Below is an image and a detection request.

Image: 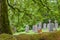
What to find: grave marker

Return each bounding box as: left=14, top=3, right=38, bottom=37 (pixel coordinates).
left=38, top=22, right=42, bottom=30
left=54, top=20, right=58, bottom=30
left=12, top=27, right=17, bottom=33
left=47, top=20, right=54, bottom=32
left=25, top=25, right=29, bottom=32
left=43, top=23, right=46, bottom=29
left=33, top=25, right=38, bottom=32
left=37, top=22, right=42, bottom=33
left=50, top=23, right=54, bottom=31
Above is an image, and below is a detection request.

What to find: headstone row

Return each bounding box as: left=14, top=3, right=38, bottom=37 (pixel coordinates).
left=25, top=20, right=58, bottom=33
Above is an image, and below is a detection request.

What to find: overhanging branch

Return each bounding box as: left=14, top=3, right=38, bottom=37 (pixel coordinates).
left=7, top=0, right=23, bottom=12
left=32, top=0, right=51, bottom=11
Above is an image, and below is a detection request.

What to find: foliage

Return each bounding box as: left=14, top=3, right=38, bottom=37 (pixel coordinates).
left=8, top=0, right=60, bottom=32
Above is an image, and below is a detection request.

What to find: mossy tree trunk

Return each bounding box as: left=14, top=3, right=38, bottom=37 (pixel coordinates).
left=0, top=0, right=12, bottom=34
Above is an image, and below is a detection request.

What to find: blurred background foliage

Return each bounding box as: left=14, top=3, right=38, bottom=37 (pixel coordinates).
left=8, top=0, right=60, bottom=32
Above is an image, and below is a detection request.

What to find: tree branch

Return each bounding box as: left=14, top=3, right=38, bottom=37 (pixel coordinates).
left=32, top=0, right=51, bottom=11
left=7, top=0, right=23, bottom=12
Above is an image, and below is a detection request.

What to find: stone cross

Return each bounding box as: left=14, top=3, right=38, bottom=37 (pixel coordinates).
left=25, top=25, right=29, bottom=32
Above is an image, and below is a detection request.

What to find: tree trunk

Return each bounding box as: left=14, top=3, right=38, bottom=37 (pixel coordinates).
left=0, top=0, right=12, bottom=34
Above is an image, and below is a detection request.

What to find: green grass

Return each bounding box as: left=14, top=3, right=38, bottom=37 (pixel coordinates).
left=16, top=31, right=60, bottom=40
left=1, top=31, right=60, bottom=40
left=13, top=27, right=60, bottom=35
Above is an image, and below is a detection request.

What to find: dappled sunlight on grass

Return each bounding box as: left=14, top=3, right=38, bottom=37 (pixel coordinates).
left=15, top=31, right=60, bottom=40
left=13, top=27, right=60, bottom=35
left=0, top=29, right=60, bottom=40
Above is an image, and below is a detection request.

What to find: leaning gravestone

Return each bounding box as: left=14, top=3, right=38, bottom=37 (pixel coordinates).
left=43, top=23, right=46, bottom=29
left=54, top=20, right=58, bottom=30
left=25, top=25, right=29, bottom=32
left=32, top=25, right=38, bottom=33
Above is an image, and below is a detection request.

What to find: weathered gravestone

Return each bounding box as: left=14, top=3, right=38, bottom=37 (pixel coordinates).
left=47, top=20, right=51, bottom=30
left=13, top=27, right=17, bottom=33
left=54, top=20, right=58, bottom=30
left=51, top=23, right=54, bottom=31
left=43, top=23, right=47, bottom=29
left=47, top=23, right=54, bottom=32
left=25, top=25, right=29, bottom=32
left=38, top=22, right=42, bottom=30
left=47, top=20, right=54, bottom=32
left=47, top=23, right=50, bottom=32
left=32, top=25, right=38, bottom=33
left=11, top=24, right=17, bottom=33
left=37, top=22, right=42, bottom=33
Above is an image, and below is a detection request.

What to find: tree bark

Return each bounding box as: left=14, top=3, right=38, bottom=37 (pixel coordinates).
left=0, top=0, right=12, bottom=34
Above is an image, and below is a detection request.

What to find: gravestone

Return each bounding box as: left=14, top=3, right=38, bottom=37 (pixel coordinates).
left=13, top=27, right=17, bottom=33
left=43, top=23, right=46, bottom=29
left=12, top=27, right=17, bottom=33
left=32, top=25, right=38, bottom=32
left=47, top=20, right=54, bottom=32
left=47, top=23, right=49, bottom=32
left=37, top=22, right=42, bottom=33
left=47, top=23, right=54, bottom=32
left=38, top=22, right=42, bottom=30
left=47, top=23, right=49, bottom=29
left=47, top=20, right=51, bottom=30
left=54, top=20, right=58, bottom=30
left=25, top=25, right=29, bottom=32
left=50, top=23, right=54, bottom=31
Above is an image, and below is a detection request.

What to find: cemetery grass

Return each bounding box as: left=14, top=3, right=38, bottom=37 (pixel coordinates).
left=0, top=28, right=60, bottom=40
left=14, top=27, right=60, bottom=35
left=15, top=31, right=60, bottom=40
